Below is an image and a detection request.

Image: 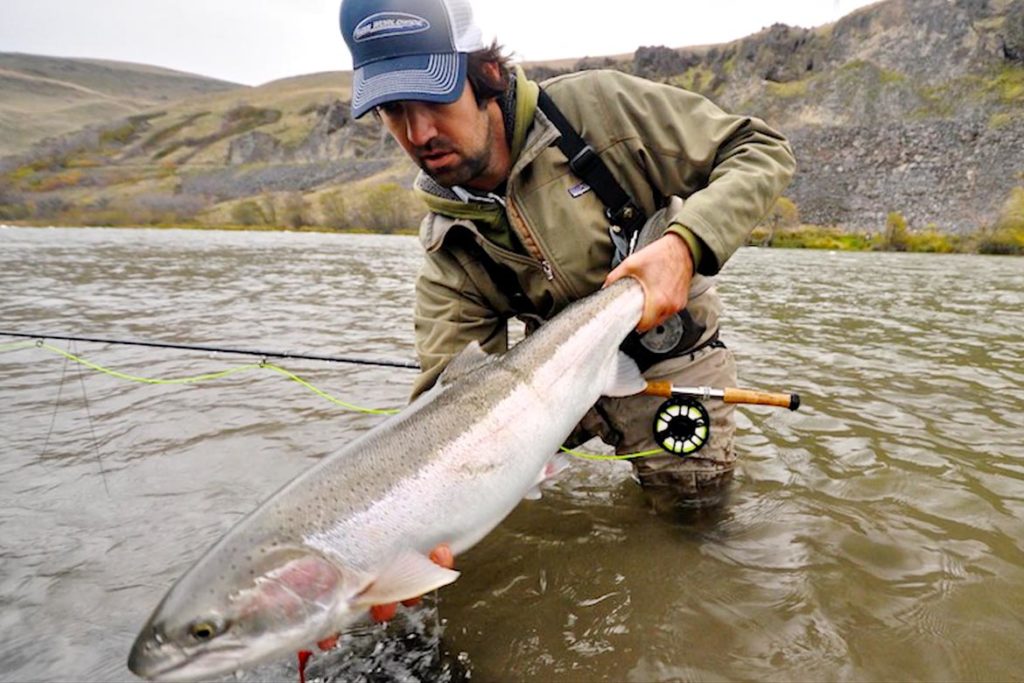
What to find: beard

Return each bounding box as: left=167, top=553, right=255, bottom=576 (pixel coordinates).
left=414, top=113, right=495, bottom=188
left=418, top=144, right=492, bottom=188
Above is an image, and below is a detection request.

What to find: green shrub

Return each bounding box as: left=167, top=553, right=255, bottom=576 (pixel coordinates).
left=975, top=227, right=1023, bottom=254
left=99, top=122, right=139, bottom=147
left=904, top=228, right=959, bottom=253
left=360, top=183, right=421, bottom=232
left=766, top=79, right=811, bottom=98
left=280, top=192, right=308, bottom=229
left=142, top=113, right=209, bottom=152
left=978, top=187, right=1024, bottom=254
left=997, top=187, right=1024, bottom=231
left=749, top=196, right=800, bottom=246
left=29, top=170, right=84, bottom=192
left=314, top=184, right=421, bottom=232
left=881, top=211, right=909, bottom=251
left=769, top=225, right=874, bottom=250
left=0, top=200, right=30, bottom=220
left=319, top=191, right=351, bottom=230
left=230, top=200, right=269, bottom=226
left=986, top=64, right=1024, bottom=104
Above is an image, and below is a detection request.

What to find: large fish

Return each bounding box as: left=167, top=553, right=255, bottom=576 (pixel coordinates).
left=128, top=277, right=646, bottom=681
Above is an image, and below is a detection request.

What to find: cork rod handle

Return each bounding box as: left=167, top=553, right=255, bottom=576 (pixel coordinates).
left=723, top=388, right=800, bottom=410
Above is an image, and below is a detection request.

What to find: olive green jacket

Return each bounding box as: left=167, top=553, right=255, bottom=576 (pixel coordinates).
left=410, top=67, right=795, bottom=397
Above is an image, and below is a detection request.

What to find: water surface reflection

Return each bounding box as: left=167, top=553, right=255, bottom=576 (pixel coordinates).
left=0, top=228, right=1021, bottom=682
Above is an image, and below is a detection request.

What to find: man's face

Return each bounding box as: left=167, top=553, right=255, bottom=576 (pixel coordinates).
left=377, top=80, right=505, bottom=190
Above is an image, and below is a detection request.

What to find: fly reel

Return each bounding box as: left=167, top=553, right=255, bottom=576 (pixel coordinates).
left=652, top=397, right=710, bottom=456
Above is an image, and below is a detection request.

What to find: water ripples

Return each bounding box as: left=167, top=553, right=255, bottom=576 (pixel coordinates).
left=1, top=229, right=1022, bottom=681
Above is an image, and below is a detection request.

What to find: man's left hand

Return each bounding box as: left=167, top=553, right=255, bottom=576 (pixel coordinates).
left=604, top=232, right=693, bottom=332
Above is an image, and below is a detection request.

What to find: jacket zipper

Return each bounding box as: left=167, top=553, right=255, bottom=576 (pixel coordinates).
left=507, top=195, right=566, bottom=291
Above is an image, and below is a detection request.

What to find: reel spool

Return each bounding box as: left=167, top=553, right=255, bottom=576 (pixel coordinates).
left=652, top=397, right=710, bottom=456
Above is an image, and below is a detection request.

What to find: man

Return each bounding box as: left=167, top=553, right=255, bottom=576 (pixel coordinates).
left=339, top=0, right=795, bottom=509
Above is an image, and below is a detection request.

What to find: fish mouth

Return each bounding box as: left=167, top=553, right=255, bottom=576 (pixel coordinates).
left=128, top=643, right=247, bottom=682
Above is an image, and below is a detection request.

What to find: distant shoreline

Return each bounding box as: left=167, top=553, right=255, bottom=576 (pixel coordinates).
left=0, top=221, right=418, bottom=237
left=3, top=221, right=1021, bottom=255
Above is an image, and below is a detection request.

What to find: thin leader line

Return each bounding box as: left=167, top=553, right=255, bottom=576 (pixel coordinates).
left=40, top=340, right=71, bottom=461
left=73, top=341, right=110, bottom=496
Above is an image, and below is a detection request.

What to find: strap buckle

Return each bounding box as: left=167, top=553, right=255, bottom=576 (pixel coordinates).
left=569, top=145, right=599, bottom=178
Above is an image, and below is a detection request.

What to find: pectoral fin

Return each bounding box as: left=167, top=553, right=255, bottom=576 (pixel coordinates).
left=354, top=551, right=461, bottom=606
left=602, top=352, right=646, bottom=397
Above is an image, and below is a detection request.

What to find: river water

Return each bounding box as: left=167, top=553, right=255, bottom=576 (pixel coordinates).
left=0, top=227, right=1022, bottom=682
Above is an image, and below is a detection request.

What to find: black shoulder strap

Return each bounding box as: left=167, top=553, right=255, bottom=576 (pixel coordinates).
left=536, top=89, right=647, bottom=242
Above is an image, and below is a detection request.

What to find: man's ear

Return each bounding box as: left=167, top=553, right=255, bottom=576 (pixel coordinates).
left=480, top=61, right=501, bottom=83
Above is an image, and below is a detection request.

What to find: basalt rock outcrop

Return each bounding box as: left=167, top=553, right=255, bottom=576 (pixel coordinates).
left=3, top=0, right=1022, bottom=232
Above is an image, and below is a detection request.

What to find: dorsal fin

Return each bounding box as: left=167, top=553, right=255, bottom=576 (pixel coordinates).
left=437, top=341, right=493, bottom=386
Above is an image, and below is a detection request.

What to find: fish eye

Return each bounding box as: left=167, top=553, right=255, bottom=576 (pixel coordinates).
left=188, top=618, right=224, bottom=642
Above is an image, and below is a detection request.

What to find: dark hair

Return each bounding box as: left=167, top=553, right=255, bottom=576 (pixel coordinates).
left=467, top=40, right=513, bottom=107
left=371, top=40, right=512, bottom=118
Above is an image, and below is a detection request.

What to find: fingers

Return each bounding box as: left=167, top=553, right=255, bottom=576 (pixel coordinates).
left=603, top=233, right=693, bottom=332
left=429, top=543, right=455, bottom=569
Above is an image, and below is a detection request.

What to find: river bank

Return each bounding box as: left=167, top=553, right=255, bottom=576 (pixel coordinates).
left=4, top=219, right=1020, bottom=255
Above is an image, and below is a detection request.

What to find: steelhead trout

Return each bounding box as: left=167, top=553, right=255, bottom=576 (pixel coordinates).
left=128, top=278, right=646, bottom=681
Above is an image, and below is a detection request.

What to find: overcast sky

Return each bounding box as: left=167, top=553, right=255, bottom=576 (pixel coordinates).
left=1, top=0, right=880, bottom=86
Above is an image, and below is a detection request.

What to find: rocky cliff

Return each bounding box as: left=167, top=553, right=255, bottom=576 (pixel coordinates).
left=527, top=0, right=1024, bottom=232
left=2, top=0, right=1022, bottom=234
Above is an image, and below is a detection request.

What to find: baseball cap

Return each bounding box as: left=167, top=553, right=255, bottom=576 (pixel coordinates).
left=340, top=0, right=485, bottom=118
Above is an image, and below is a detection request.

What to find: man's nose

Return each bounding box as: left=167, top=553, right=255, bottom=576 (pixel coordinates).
left=405, top=106, right=437, bottom=147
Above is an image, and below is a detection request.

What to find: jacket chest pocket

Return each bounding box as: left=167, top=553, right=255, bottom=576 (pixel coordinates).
left=518, top=170, right=616, bottom=300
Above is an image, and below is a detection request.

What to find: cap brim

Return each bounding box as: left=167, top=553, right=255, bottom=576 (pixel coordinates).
left=351, top=52, right=468, bottom=119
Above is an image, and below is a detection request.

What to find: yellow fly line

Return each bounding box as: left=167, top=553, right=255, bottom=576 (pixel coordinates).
left=6, top=341, right=399, bottom=416
left=1, top=341, right=666, bottom=459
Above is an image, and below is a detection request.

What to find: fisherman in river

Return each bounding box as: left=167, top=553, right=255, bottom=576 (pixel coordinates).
left=338, top=0, right=795, bottom=510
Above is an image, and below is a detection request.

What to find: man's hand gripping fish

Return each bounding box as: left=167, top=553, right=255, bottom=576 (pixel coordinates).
left=128, top=278, right=646, bottom=681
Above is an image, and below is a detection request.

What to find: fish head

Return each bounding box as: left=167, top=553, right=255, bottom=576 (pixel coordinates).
left=128, top=543, right=363, bottom=681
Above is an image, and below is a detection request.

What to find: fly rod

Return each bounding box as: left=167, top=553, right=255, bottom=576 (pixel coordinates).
left=0, top=331, right=421, bottom=370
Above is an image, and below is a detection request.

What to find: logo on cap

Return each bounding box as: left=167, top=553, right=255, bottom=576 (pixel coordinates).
left=353, top=12, right=431, bottom=42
